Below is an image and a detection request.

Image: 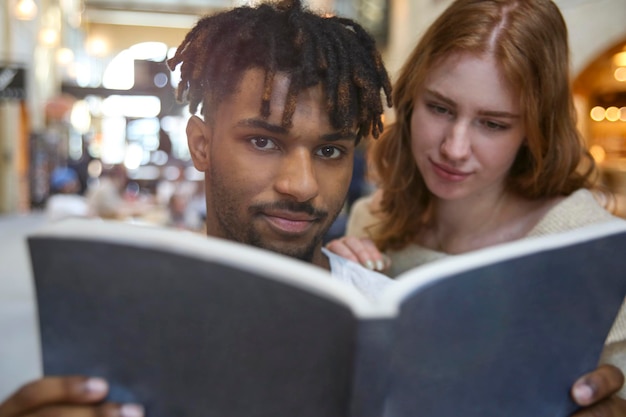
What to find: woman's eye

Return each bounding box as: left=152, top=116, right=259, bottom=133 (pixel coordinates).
left=428, top=103, right=450, bottom=115
left=483, top=120, right=507, bottom=131
left=317, top=146, right=343, bottom=159
left=250, top=137, right=277, bottom=150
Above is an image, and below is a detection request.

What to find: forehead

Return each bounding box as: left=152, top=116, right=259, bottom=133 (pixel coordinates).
left=426, top=52, right=519, bottom=111
left=227, top=68, right=325, bottom=121
left=207, top=67, right=359, bottom=141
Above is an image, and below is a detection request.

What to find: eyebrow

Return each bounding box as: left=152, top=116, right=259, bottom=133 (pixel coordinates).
left=237, top=119, right=288, bottom=135
left=424, top=89, right=521, bottom=119
left=236, top=118, right=358, bottom=142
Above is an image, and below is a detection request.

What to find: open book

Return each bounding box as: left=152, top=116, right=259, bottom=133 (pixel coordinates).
left=28, top=218, right=626, bottom=417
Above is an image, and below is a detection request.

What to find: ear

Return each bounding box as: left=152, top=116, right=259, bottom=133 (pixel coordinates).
left=186, top=115, right=212, bottom=171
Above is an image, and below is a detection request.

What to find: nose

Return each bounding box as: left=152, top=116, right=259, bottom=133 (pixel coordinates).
left=274, top=148, right=319, bottom=202
left=441, top=121, right=471, bottom=161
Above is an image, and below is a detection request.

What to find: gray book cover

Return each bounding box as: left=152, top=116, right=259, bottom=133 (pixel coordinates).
left=28, top=218, right=626, bottom=417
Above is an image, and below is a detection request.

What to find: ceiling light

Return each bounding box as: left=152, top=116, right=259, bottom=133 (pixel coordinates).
left=14, top=0, right=38, bottom=21
left=86, top=37, right=109, bottom=57
left=39, top=28, right=59, bottom=46
left=615, top=67, right=626, bottom=82
left=605, top=106, right=620, bottom=122
left=590, top=106, right=605, bottom=121
left=613, top=51, right=626, bottom=67
left=56, top=48, right=74, bottom=66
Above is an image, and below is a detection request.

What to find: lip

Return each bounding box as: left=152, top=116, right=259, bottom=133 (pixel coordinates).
left=430, top=159, right=472, bottom=182
left=261, top=210, right=318, bottom=235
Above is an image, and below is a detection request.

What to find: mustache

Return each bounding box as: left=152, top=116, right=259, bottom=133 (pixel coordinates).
left=251, top=201, right=328, bottom=219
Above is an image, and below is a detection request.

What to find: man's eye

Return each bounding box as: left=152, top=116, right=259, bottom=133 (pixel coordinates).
left=316, top=146, right=343, bottom=159
left=250, top=137, right=277, bottom=150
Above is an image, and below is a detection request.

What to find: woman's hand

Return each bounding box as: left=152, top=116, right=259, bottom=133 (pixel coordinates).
left=326, top=236, right=390, bottom=272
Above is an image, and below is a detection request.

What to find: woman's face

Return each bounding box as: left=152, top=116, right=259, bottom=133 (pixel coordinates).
left=410, top=52, right=526, bottom=203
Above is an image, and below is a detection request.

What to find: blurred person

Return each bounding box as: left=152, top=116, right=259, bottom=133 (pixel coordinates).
left=67, top=138, right=95, bottom=195
left=86, top=164, right=154, bottom=221
left=325, top=0, right=626, bottom=400
left=182, top=181, right=207, bottom=232
left=155, top=165, right=182, bottom=207
left=85, top=164, right=127, bottom=219
left=1, top=1, right=624, bottom=417
left=44, top=166, right=89, bottom=222
left=166, top=191, right=188, bottom=229
left=157, top=164, right=204, bottom=230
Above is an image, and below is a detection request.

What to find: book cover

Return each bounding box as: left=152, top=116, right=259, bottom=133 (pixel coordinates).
left=28, top=218, right=626, bottom=417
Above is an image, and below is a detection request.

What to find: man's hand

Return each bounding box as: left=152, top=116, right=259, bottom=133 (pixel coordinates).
left=0, top=376, right=143, bottom=417
left=1, top=366, right=621, bottom=417
left=571, top=364, right=626, bottom=416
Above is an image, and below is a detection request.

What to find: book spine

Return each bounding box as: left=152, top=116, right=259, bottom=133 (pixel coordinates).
left=349, top=318, right=394, bottom=417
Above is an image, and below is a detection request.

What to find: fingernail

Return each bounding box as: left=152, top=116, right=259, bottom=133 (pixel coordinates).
left=85, top=377, right=108, bottom=394
left=376, top=260, right=384, bottom=271
left=364, top=260, right=374, bottom=270
left=120, top=404, right=144, bottom=417
left=572, top=382, right=593, bottom=403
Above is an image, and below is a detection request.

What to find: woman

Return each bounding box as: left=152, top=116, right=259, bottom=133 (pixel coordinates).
left=326, top=0, right=626, bottom=400
left=330, top=0, right=616, bottom=273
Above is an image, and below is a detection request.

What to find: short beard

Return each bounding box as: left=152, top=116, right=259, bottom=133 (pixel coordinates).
left=246, top=229, right=319, bottom=263
left=211, top=192, right=339, bottom=263
left=243, top=201, right=331, bottom=262
left=209, top=173, right=341, bottom=263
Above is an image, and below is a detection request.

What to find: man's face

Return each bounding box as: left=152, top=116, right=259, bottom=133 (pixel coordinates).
left=187, top=69, right=355, bottom=268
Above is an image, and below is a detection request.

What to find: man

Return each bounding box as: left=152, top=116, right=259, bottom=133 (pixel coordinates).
left=0, top=1, right=623, bottom=416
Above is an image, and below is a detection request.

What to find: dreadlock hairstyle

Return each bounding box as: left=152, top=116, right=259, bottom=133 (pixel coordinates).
left=167, top=0, right=392, bottom=142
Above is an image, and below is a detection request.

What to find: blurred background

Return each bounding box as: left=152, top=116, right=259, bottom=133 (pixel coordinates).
left=1, top=0, right=626, bottom=230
